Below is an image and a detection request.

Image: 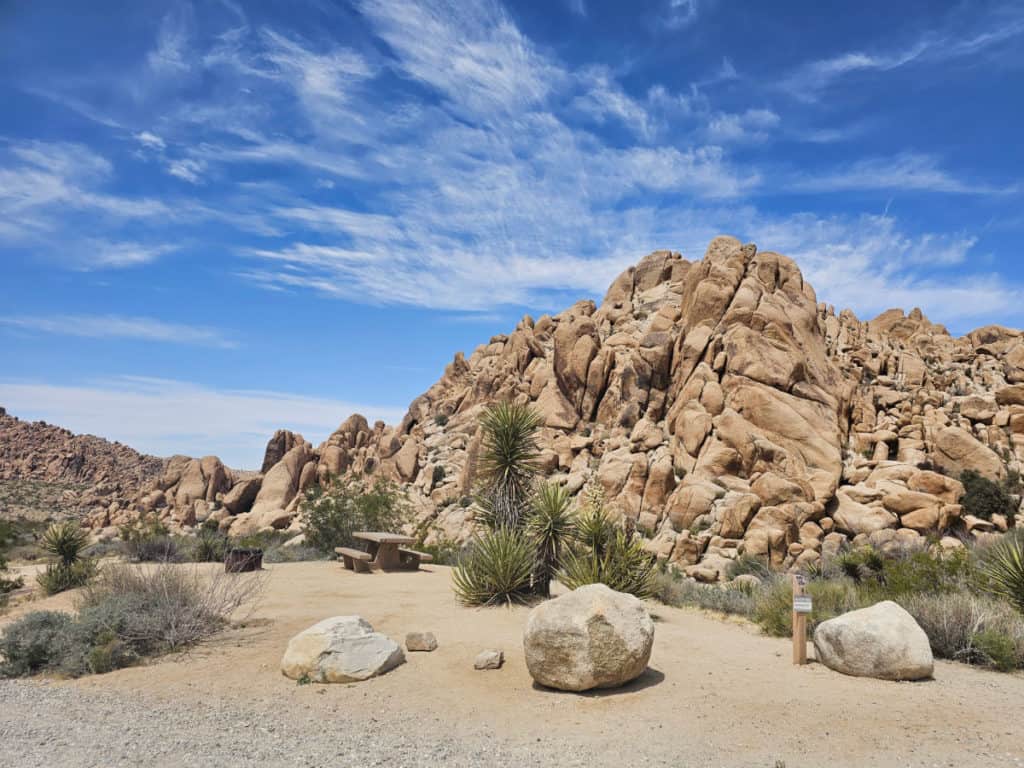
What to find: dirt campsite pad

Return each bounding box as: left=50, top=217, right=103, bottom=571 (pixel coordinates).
left=2, top=561, right=1023, bottom=767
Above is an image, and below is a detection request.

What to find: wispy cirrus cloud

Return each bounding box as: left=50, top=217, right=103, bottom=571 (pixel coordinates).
left=789, top=153, right=1015, bottom=195
left=783, top=6, right=1024, bottom=98
left=0, top=314, right=236, bottom=348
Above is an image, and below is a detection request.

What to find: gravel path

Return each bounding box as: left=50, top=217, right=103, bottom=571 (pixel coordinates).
left=0, top=679, right=659, bottom=768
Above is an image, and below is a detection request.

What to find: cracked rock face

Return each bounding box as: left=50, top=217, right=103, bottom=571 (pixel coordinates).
left=63, top=236, right=1024, bottom=578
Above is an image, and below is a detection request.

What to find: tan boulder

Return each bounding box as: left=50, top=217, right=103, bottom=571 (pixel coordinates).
left=250, top=443, right=313, bottom=523
left=717, top=492, right=761, bottom=538
left=222, top=476, right=262, bottom=515
left=832, top=490, right=898, bottom=536
left=931, top=426, right=1005, bottom=481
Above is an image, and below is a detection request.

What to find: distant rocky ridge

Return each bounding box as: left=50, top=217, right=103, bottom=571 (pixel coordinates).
left=7, top=237, right=1024, bottom=580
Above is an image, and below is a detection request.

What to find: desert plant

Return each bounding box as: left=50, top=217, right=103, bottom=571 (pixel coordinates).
left=190, top=530, right=228, bottom=563
left=978, top=530, right=1024, bottom=615
left=451, top=528, right=534, bottom=606
left=653, top=569, right=760, bottom=615
left=752, top=576, right=862, bottom=637
left=120, top=513, right=179, bottom=562
left=0, top=611, right=75, bottom=677
left=302, top=477, right=410, bottom=554
left=901, top=591, right=1024, bottom=670
left=36, top=521, right=96, bottom=595
left=433, top=413, right=449, bottom=427
left=0, top=553, right=24, bottom=607
left=77, top=562, right=263, bottom=653
left=474, top=402, right=541, bottom=530
left=573, top=484, right=615, bottom=557
left=960, top=469, right=1015, bottom=521
left=560, top=528, right=657, bottom=599
left=727, top=553, right=772, bottom=581
left=525, top=482, right=575, bottom=597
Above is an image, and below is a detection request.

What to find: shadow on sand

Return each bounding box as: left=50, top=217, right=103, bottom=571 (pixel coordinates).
left=531, top=666, right=665, bottom=697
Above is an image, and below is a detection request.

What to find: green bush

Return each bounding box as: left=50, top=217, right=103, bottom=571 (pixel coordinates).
left=474, top=402, right=541, bottom=530
left=433, top=413, right=449, bottom=427
left=960, top=470, right=1015, bottom=521
left=752, top=577, right=863, bottom=637
left=727, top=554, right=772, bottom=581
left=302, top=477, right=410, bottom=554
left=412, top=535, right=463, bottom=566
left=190, top=530, right=228, bottom=563
left=0, top=611, right=75, bottom=677
left=452, top=528, right=534, bottom=606
left=120, top=513, right=179, bottom=562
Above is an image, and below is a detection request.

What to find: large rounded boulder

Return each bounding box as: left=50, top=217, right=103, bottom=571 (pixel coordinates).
left=523, top=583, right=654, bottom=691
left=813, top=601, right=933, bottom=681
left=281, top=616, right=404, bottom=683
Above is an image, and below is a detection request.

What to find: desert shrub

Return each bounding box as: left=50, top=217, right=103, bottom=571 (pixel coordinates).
left=412, top=535, right=464, bottom=566
left=302, top=477, right=410, bottom=554
left=525, top=482, right=575, bottom=597
left=901, top=591, right=1024, bottom=670
left=977, top=529, right=1024, bottom=615
left=262, top=542, right=328, bottom=563
left=0, top=611, right=75, bottom=677
left=452, top=528, right=534, bottom=606
left=653, top=570, right=759, bottom=616
left=36, top=560, right=97, bottom=596
left=77, top=563, right=263, bottom=654
left=120, top=513, right=179, bottom=563
left=752, top=576, right=863, bottom=637
left=189, top=530, right=228, bottom=563
left=727, top=554, right=773, bottom=581
left=431, top=465, right=446, bottom=487
left=433, top=413, right=449, bottom=427
left=960, top=470, right=1015, bottom=521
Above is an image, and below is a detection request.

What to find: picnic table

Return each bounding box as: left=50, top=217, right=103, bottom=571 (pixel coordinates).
left=335, top=531, right=434, bottom=573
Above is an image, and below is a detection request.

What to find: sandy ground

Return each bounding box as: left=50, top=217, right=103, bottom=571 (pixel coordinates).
left=2, top=561, right=1023, bottom=767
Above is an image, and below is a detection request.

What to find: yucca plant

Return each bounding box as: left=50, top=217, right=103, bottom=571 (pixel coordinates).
left=560, top=528, right=657, bottom=600
left=41, top=521, right=89, bottom=567
left=980, top=530, right=1024, bottom=615
left=574, top=484, right=615, bottom=557
left=474, top=402, right=541, bottom=531
left=36, top=521, right=95, bottom=596
left=451, top=528, right=534, bottom=606
left=526, top=482, right=576, bottom=597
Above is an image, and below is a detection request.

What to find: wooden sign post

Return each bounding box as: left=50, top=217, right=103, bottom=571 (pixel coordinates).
left=791, top=574, right=811, bottom=665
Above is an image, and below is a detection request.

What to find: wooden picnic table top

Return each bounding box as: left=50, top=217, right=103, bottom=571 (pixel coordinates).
left=353, top=531, right=416, bottom=545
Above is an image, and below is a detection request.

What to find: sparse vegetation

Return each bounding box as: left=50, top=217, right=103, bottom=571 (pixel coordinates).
left=302, top=476, right=411, bottom=554
left=0, top=552, right=24, bottom=608
left=474, top=402, right=541, bottom=530
left=978, top=529, right=1024, bottom=615
left=0, top=563, right=263, bottom=678
left=525, top=482, right=575, bottom=598
left=36, top=521, right=96, bottom=595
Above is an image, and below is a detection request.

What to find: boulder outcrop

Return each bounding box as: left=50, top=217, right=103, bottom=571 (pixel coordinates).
left=280, top=616, right=405, bottom=683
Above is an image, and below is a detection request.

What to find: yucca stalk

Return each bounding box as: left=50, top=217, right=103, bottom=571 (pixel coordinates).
left=981, top=531, right=1024, bottom=615
left=451, top=528, right=534, bottom=607
left=475, top=402, right=541, bottom=531
left=526, top=482, right=575, bottom=597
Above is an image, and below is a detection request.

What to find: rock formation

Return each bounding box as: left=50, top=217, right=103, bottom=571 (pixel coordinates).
left=8, top=237, right=1023, bottom=580
left=813, top=601, right=934, bottom=680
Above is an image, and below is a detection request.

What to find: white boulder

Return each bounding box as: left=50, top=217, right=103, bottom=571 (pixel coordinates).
left=523, top=583, right=654, bottom=691
left=813, top=601, right=933, bottom=681
left=280, top=616, right=404, bottom=683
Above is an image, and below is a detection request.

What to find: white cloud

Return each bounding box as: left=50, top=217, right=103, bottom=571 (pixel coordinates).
left=665, top=0, right=699, bottom=29
left=134, top=131, right=166, bottom=150
left=167, top=158, right=205, bottom=183
left=783, top=10, right=1024, bottom=98
left=706, top=108, right=780, bottom=143
left=566, top=0, right=586, bottom=16
left=148, top=9, right=193, bottom=75
left=790, top=153, right=1011, bottom=195
left=0, top=314, right=235, bottom=348
left=0, top=377, right=405, bottom=469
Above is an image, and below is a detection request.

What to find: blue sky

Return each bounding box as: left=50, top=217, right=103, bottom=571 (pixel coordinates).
left=1, top=0, right=1023, bottom=468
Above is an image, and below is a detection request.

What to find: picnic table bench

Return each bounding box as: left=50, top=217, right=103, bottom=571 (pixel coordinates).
left=336, top=532, right=433, bottom=572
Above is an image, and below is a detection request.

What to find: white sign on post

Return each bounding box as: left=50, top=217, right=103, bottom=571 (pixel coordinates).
left=793, top=595, right=813, bottom=614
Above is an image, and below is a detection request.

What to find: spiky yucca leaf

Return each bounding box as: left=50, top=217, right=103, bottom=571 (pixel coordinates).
left=981, top=531, right=1024, bottom=615
left=475, top=402, right=541, bottom=530
left=451, top=528, right=534, bottom=607
left=40, top=521, right=89, bottom=567
left=525, top=482, right=575, bottom=597
left=559, top=529, right=657, bottom=600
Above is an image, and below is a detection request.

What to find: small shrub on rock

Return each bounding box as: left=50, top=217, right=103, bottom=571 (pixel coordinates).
left=960, top=470, right=1015, bottom=521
